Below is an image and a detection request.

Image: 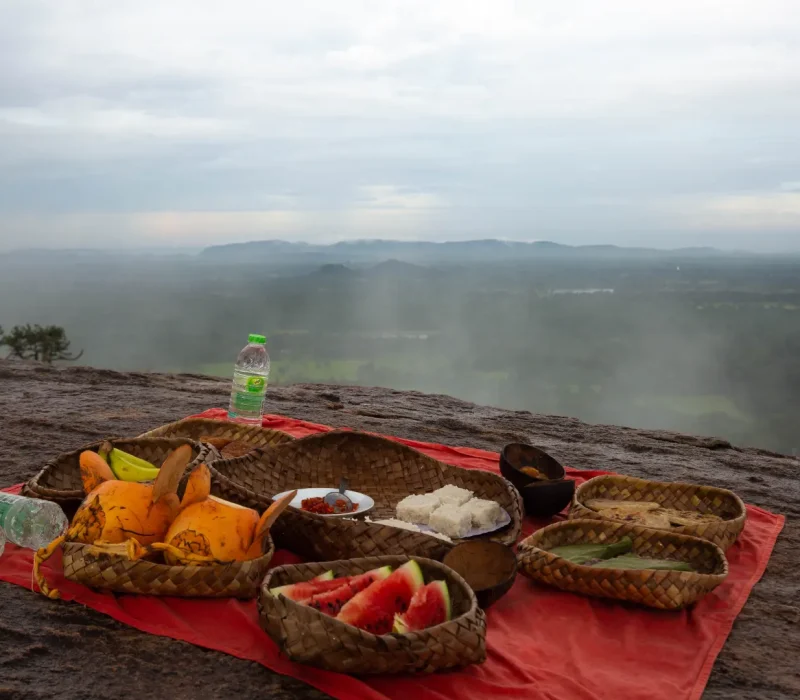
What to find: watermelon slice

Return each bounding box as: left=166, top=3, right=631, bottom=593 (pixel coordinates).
left=302, top=566, right=393, bottom=616
left=393, top=580, right=451, bottom=633
left=337, top=560, right=425, bottom=635
left=270, top=568, right=389, bottom=601
left=271, top=570, right=347, bottom=601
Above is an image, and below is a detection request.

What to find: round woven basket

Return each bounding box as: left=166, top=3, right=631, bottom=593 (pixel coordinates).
left=516, top=518, right=728, bottom=610
left=258, top=555, right=487, bottom=674
left=138, top=417, right=295, bottom=450
left=569, top=474, right=747, bottom=551
left=22, top=437, right=216, bottom=510
left=61, top=534, right=274, bottom=598
left=208, top=429, right=523, bottom=562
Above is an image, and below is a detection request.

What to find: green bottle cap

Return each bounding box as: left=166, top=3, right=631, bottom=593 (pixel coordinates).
left=248, top=333, right=267, bottom=344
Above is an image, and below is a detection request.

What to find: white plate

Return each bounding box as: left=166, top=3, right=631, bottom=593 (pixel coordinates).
left=413, top=508, right=512, bottom=539
left=274, top=487, right=375, bottom=518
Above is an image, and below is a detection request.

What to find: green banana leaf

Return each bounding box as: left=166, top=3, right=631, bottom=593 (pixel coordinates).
left=590, top=554, right=694, bottom=572
left=548, top=536, right=633, bottom=564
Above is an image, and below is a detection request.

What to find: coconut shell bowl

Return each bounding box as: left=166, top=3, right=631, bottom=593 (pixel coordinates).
left=499, top=443, right=575, bottom=518
left=443, top=540, right=517, bottom=609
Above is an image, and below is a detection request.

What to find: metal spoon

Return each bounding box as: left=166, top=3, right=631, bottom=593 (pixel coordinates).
left=323, top=477, right=353, bottom=513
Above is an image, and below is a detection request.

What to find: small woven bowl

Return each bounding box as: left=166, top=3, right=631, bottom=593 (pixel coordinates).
left=442, top=540, right=517, bottom=609
left=500, top=443, right=575, bottom=518
left=23, top=437, right=216, bottom=514
left=517, top=518, right=728, bottom=610
left=570, top=474, right=747, bottom=551
left=259, top=555, right=487, bottom=674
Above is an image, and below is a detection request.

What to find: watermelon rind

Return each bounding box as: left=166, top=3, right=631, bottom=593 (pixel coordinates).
left=313, top=570, right=335, bottom=581
left=392, top=579, right=451, bottom=634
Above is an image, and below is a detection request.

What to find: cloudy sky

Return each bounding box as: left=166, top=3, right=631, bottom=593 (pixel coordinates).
left=1, top=1, right=799, bottom=252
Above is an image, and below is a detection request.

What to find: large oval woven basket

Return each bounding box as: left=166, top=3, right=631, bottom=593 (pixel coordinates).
left=208, top=430, right=523, bottom=562
left=61, top=535, right=275, bottom=598
left=259, top=555, right=487, bottom=674
left=569, top=474, right=746, bottom=551
left=22, top=438, right=216, bottom=512
left=138, top=417, right=295, bottom=450
left=516, top=519, right=728, bottom=610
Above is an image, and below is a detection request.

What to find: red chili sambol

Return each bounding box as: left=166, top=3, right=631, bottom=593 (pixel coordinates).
left=301, top=496, right=358, bottom=515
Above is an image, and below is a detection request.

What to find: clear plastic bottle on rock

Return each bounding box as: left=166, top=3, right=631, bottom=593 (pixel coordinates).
left=0, top=492, right=69, bottom=550
left=227, top=333, right=271, bottom=425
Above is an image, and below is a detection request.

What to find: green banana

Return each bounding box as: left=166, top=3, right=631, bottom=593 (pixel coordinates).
left=109, top=448, right=160, bottom=482
left=590, top=555, right=694, bottom=572
left=549, top=537, right=633, bottom=564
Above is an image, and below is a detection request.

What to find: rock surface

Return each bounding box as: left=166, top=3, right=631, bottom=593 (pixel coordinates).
left=0, top=360, right=797, bottom=700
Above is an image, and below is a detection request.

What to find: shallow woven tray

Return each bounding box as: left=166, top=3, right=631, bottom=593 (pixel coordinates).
left=259, top=555, right=486, bottom=674
left=516, top=519, right=728, bottom=609
left=61, top=534, right=274, bottom=598
left=209, top=429, right=523, bottom=562
left=22, top=437, right=216, bottom=510
left=138, top=417, right=295, bottom=450
left=570, top=474, right=747, bottom=551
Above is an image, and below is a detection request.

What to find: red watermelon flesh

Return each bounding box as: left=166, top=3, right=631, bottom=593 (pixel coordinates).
left=301, top=566, right=393, bottom=616
left=337, top=560, right=425, bottom=635
left=270, top=570, right=352, bottom=601
left=393, top=580, right=451, bottom=633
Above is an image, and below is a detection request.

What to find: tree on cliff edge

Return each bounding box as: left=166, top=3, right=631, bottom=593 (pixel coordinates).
left=0, top=324, right=84, bottom=364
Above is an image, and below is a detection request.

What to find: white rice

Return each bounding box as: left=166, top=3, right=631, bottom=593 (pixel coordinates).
left=395, top=493, right=441, bottom=525
left=463, top=498, right=504, bottom=529
left=432, top=484, right=473, bottom=507
left=365, top=517, right=453, bottom=543
left=429, top=504, right=473, bottom=538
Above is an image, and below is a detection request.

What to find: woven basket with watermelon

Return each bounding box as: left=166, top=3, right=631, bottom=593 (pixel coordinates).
left=259, top=555, right=486, bottom=674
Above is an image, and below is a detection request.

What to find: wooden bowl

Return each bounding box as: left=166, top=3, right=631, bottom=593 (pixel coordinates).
left=500, top=443, right=565, bottom=488
left=442, top=540, right=517, bottom=609
left=500, top=443, right=575, bottom=518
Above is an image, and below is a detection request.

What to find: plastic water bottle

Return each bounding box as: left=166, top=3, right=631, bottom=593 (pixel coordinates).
left=0, top=493, right=69, bottom=550
left=227, top=333, right=270, bottom=425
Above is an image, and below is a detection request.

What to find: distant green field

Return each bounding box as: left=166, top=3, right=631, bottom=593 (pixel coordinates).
left=193, top=359, right=747, bottom=424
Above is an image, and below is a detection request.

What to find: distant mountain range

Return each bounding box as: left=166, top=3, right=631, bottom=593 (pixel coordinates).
left=2, top=239, right=790, bottom=268
left=197, top=239, right=753, bottom=265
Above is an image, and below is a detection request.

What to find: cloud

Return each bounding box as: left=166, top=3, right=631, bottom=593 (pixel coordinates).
left=0, top=0, right=799, bottom=250
left=682, top=192, right=800, bottom=230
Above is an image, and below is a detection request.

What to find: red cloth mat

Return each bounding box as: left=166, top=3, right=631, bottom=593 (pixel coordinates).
left=0, top=408, right=785, bottom=700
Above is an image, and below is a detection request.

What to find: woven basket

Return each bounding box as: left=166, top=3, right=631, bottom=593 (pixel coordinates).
left=209, top=429, right=523, bottom=562
left=138, top=417, right=295, bottom=450
left=570, top=474, right=747, bottom=551
left=516, top=519, right=728, bottom=609
left=61, top=534, right=274, bottom=598
left=22, top=438, right=216, bottom=510
left=259, top=555, right=487, bottom=674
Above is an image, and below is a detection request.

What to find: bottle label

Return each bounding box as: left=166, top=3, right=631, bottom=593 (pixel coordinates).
left=246, top=376, right=266, bottom=393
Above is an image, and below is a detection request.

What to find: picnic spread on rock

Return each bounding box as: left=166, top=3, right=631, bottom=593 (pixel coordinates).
left=0, top=406, right=785, bottom=699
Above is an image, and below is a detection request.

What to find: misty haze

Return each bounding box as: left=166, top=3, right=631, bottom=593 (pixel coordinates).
left=1, top=241, right=798, bottom=455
